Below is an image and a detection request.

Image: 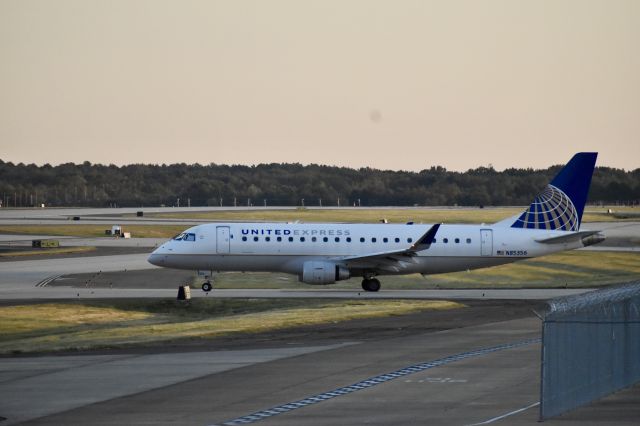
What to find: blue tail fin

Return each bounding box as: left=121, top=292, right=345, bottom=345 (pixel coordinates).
left=510, top=152, right=597, bottom=231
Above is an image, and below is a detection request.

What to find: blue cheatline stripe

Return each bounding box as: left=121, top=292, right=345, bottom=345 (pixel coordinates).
left=211, top=338, right=541, bottom=426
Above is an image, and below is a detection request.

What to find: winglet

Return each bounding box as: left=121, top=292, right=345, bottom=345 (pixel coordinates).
left=411, top=223, right=440, bottom=251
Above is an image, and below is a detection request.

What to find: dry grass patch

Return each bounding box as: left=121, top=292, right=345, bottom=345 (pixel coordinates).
left=0, top=224, right=185, bottom=238
left=0, top=299, right=462, bottom=354
left=0, top=246, right=96, bottom=257
left=149, top=208, right=521, bottom=224
left=0, top=304, right=151, bottom=337
left=149, top=207, right=633, bottom=224
left=427, top=251, right=640, bottom=288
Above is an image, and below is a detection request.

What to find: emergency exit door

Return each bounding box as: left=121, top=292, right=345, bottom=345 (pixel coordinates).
left=480, top=229, right=493, bottom=256
left=216, top=226, right=230, bottom=254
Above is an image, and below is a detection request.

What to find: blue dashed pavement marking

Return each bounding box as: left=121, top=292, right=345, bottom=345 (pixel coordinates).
left=212, top=338, right=540, bottom=426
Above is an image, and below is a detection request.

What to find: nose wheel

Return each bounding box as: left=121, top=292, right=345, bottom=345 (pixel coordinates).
left=202, top=281, right=213, bottom=292
left=361, top=278, right=381, bottom=292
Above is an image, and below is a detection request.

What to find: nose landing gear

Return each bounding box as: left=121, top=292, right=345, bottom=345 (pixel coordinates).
left=361, top=278, right=381, bottom=292
left=199, top=270, right=217, bottom=292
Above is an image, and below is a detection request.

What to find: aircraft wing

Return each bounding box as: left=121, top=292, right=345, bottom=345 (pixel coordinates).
left=332, top=224, right=440, bottom=272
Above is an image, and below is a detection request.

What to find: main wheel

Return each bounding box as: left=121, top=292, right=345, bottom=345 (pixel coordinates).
left=202, top=282, right=213, bottom=292
left=362, top=278, right=381, bottom=292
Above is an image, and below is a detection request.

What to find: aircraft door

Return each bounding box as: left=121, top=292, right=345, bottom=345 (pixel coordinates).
left=480, top=229, right=493, bottom=256
left=216, top=226, right=230, bottom=254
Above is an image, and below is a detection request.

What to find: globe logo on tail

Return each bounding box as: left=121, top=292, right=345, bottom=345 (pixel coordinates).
left=511, top=185, right=579, bottom=231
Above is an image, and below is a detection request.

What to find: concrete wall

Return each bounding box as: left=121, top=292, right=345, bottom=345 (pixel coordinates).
left=540, top=282, right=640, bottom=420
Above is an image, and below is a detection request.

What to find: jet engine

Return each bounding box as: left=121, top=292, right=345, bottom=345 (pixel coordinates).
left=301, top=261, right=350, bottom=285
left=581, top=232, right=606, bottom=247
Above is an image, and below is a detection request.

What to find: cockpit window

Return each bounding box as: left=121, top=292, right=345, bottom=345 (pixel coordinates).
left=173, top=232, right=196, bottom=241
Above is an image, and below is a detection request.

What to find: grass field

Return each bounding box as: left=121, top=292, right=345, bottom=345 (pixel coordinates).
left=144, top=206, right=636, bottom=223
left=0, top=207, right=634, bottom=239
left=148, top=207, right=522, bottom=224
left=0, top=224, right=186, bottom=238
left=0, top=246, right=96, bottom=258
left=0, top=299, right=462, bottom=354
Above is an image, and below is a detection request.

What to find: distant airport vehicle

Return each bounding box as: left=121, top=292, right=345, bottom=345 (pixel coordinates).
left=149, top=153, right=604, bottom=292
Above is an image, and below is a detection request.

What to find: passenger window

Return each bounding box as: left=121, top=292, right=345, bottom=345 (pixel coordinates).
left=265, top=237, right=271, bottom=242
left=253, top=236, right=259, bottom=242
left=312, top=237, right=317, bottom=242
left=455, top=238, right=460, bottom=243
left=395, top=237, right=400, bottom=243
left=288, top=236, right=294, bottom=242
left=383, top=238, right=388, bottom=243
left=277, top=236, right=282, bottom=242
left=242, top=236, right=247, bottom=242
left=300, top=237, right=305, bottom=242
left=346, top=237, right=352, bottom=242
left=432, top=238, right=436, bottom=243
left=372, top=237, right=377, bottom=243
left=323, top=237, right=328, bottom=242
left=443, top=238, right=448, bottom=243
left=335, top=237, right=340, bottom=242
left=466, top=238, right=471, bottom=244
left=360, top=237, right=365, bottom=243
left=407, top=238, right=413, bottom=243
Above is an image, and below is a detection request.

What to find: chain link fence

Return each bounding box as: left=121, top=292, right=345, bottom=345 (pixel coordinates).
left=540, top=282, right=640, bottom=420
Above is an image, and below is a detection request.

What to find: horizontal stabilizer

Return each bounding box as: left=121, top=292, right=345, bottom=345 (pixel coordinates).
left=535, top=230, right=603, bottom=244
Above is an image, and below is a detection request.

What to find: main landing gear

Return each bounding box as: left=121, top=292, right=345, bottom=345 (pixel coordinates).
left=202, top=281, right=213, bottom=292
left=361, top=278, right=381, bottom=292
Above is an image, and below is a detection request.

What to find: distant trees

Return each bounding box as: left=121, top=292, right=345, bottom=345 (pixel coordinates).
left=0, top=159, right=638, bottom=208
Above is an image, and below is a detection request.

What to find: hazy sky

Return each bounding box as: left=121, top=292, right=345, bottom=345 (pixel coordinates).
left=1, top=0, right=638, bottom=171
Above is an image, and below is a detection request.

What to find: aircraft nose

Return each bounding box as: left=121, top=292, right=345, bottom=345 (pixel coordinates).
left=147, top=253, right=164, bottom=266
left=148, top=245, right=169, bottom=266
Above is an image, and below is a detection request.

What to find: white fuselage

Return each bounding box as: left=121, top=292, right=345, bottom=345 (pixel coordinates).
left=148, top=222, right=586, bottom=279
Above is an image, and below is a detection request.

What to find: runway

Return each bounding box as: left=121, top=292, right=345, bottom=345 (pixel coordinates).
left=0, top=253, right=156, bottom=298
left=5, top=309, right=638, bottom=425
left=0, top=344, right=355, bottom=425
left=0, top=248, right=593, bottom=300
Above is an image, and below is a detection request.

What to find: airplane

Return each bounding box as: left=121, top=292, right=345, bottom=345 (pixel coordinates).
left=148, top=152, right=604, bottom=292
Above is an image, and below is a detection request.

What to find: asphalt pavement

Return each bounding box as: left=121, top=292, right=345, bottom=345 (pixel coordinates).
left=4, top=311, right=638, bottom=426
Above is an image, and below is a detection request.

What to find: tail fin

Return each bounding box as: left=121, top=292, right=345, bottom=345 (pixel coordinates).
left=504, top=152, right=597, bottom=231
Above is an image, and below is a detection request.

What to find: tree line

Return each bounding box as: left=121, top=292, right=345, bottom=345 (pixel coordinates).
left=0, top=160, right=638, bottom=208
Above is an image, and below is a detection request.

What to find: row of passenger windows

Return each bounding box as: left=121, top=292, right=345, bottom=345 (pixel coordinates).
left=241, top=236, right=411, bottom=243
left=239, top=236, right=473, bottom=244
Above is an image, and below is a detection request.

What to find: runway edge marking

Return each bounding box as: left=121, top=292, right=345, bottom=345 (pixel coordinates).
left=211, top=338, right=541, bottom=426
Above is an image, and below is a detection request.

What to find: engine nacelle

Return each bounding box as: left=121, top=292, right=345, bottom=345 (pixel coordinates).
left=582, top=232, right=606, bottom=247
left=301, top=261, right=350, bottom=285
